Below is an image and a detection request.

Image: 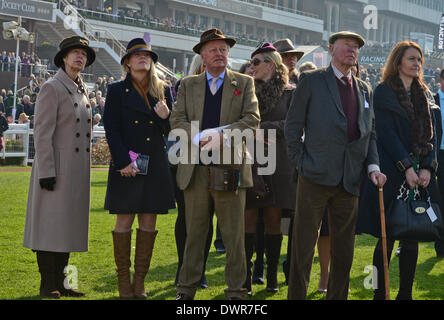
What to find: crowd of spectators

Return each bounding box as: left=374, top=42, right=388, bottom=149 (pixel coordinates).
left=0, top=51, right=47, bottom=78
left=62, top=0, right=319, bottom=47
left=358, top=63, right=441, bottom=93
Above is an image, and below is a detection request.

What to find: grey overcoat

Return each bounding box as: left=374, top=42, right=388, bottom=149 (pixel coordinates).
left=23, top=69, right=91, bottom=252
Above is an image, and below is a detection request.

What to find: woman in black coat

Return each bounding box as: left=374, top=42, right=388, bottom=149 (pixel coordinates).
left=357, top=41, right=439, bottom=300
left=103, top=38, right=175, bottom=299
left=243, top=43, right=297, bottom=294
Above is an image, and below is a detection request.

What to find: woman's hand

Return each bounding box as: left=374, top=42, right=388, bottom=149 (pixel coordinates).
left=405, top=167, right=419, bottom=189
left=119, top=162, right=139, bottom=177
left=154, top=100, right=170, bottom=119
left=418, top=168, right=431, bottom=188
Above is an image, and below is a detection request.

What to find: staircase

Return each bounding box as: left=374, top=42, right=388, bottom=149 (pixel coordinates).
left=35, top=0, right=126, bottom=78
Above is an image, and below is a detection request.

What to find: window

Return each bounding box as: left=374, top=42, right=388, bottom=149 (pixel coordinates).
left=235, top=23, right=243, bottom=34
left=213, top=18, right=220, bottom=28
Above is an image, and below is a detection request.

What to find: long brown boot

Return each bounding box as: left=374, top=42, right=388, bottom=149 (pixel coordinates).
left=132, top=228, right=158, bottom=299
left=112, top=230, right=134, bottom=299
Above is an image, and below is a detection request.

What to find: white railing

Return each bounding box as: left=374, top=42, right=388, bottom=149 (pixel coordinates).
left=1, top=125, right=107, bottom=165
left=1, top=123, right=30, bottom=166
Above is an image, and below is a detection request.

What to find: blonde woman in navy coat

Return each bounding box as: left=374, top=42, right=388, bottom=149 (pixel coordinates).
left=103, top=38, right=175, bottom=299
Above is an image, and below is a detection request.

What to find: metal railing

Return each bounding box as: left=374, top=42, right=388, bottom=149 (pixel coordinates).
left=1, top=123, right=30, bottom=166
left=0, top=62, right=49, bottom=77
left=56, top=0, right=178, bottom=80
left=237, top=0, right=320, bottom=19
left=1, top=125, right=107, bottom=165
left=57, top=0, right=126, bottom=59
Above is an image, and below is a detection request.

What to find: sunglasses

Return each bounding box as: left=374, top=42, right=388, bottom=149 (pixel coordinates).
left=250, top=58, right=270, bottom=66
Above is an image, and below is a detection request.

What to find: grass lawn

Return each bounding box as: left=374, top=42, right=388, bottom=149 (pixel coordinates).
left=1, top=166, right=444, bottom=300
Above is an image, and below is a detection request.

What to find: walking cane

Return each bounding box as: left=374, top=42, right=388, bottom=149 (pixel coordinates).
left=378, top=186, right=390, bottom=300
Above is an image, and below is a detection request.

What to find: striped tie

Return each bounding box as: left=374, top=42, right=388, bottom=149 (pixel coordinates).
left=210, top=77, right=218, bottom=95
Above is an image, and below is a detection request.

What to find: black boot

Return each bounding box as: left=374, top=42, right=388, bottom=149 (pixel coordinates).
left=54, top=252, right=85, bottom=297
left=36, top=251, right=61, bottom=299
left=264, top=234, right=283, bottom=293
left=396, top=240, right=418, bottom=300
left=252, top=217, right=265, bottom=285
left=244, top=233, right=256, bottom=296
left=372, top=238, right=394, bottom=300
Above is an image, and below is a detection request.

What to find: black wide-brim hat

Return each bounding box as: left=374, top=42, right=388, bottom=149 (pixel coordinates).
left=193, top=28, right=236, bottom=54
left=54, top=36, right=96, bottom=68
left=120, top=38, right=158, bottom=65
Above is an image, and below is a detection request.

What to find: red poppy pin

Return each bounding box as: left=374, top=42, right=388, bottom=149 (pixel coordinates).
left=234, top=89, right=242, bottom=96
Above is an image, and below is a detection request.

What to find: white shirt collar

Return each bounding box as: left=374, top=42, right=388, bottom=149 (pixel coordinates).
left=331, top=63, right=352, bottom=81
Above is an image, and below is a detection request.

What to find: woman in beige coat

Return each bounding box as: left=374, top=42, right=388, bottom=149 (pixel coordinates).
left=23, top=36, right=95, bottom=298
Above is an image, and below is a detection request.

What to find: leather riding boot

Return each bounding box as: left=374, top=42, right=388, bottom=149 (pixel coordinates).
left=132, top=228, right=158, bottom=299
left=265, top=234, right=283, bottom=292
left=244, top=233, right=256, bottom=296
left=112, top=230, right=134, bottom=299
left=36, top=251, right=61, bottom=299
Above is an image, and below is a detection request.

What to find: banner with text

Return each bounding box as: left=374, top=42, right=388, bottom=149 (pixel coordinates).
left=438, top=13, right=444, bottom=51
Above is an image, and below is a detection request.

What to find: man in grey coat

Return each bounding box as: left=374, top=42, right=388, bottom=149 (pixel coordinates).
left=285, top=31, right=387, bottom=300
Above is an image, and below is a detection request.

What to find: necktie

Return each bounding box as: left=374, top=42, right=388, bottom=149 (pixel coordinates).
left=341, top=76, right=351, bottom=87
left=210, top=77, right=218, bottom=95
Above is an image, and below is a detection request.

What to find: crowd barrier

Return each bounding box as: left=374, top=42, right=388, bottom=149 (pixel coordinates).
left=1, top=123, right=105, bottom=165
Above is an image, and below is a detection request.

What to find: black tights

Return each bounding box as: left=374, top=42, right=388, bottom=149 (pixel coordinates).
left=372, top=239, right=418, bottom=300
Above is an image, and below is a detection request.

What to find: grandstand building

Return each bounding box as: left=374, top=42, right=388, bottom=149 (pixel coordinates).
left=0, top=0, right=442, bottom=82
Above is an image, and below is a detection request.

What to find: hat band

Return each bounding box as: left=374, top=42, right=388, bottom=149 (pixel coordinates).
left=127, top=44, right=151, bottom=54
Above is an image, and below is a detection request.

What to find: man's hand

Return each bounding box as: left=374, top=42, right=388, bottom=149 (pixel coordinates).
left=200, top=131, right=223, bottom=152
left=370, top=170, right=387, bottom=187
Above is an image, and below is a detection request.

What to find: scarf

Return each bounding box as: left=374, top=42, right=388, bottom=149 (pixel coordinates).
left=389, top=75, right=433, bottom=156
left=254, top=71, right=286, bottom=116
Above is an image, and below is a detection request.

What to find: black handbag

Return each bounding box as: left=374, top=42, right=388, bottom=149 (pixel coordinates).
left=246, top=163, right=270, bottom=204
left=387, top=185, right=443, bottom=242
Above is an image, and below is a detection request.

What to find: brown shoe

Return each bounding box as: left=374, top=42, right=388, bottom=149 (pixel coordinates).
left=112, top=230, right=134, bottom=299
left=132, top=229, right=158, bottom=299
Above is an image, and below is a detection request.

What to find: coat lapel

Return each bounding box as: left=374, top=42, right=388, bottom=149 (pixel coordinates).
left=54, top=69, right=80, bottom=96
left=324, top=66, right=345, bottom=117
left=353, top=77, right=366, bottom=132
left=193, top=73, right=207, bottom=130
left=123, top=76, right=152, bottom=115
left=219, top=69, right=236, bottom=125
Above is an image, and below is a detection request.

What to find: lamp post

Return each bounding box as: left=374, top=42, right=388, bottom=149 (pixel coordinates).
left=2, top=17, right=35, bottom=121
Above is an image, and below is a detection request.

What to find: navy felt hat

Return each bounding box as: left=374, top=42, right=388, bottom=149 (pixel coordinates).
left=120, top=38, right=158, bottom=65
left=251, top=42, right=277, bottom=58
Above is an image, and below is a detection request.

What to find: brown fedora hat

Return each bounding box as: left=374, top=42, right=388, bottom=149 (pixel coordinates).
left=273, top=38, right=304, bottom=61
left=193, top=28, right=236, bottom=54
left=54, top=35, right=96, bottom=68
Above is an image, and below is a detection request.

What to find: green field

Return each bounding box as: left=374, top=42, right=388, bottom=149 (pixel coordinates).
left=1, top=167, right=444, bottom=300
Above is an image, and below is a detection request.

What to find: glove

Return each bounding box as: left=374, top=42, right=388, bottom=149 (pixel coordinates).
left=39, top=177, right=56, bottom=191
